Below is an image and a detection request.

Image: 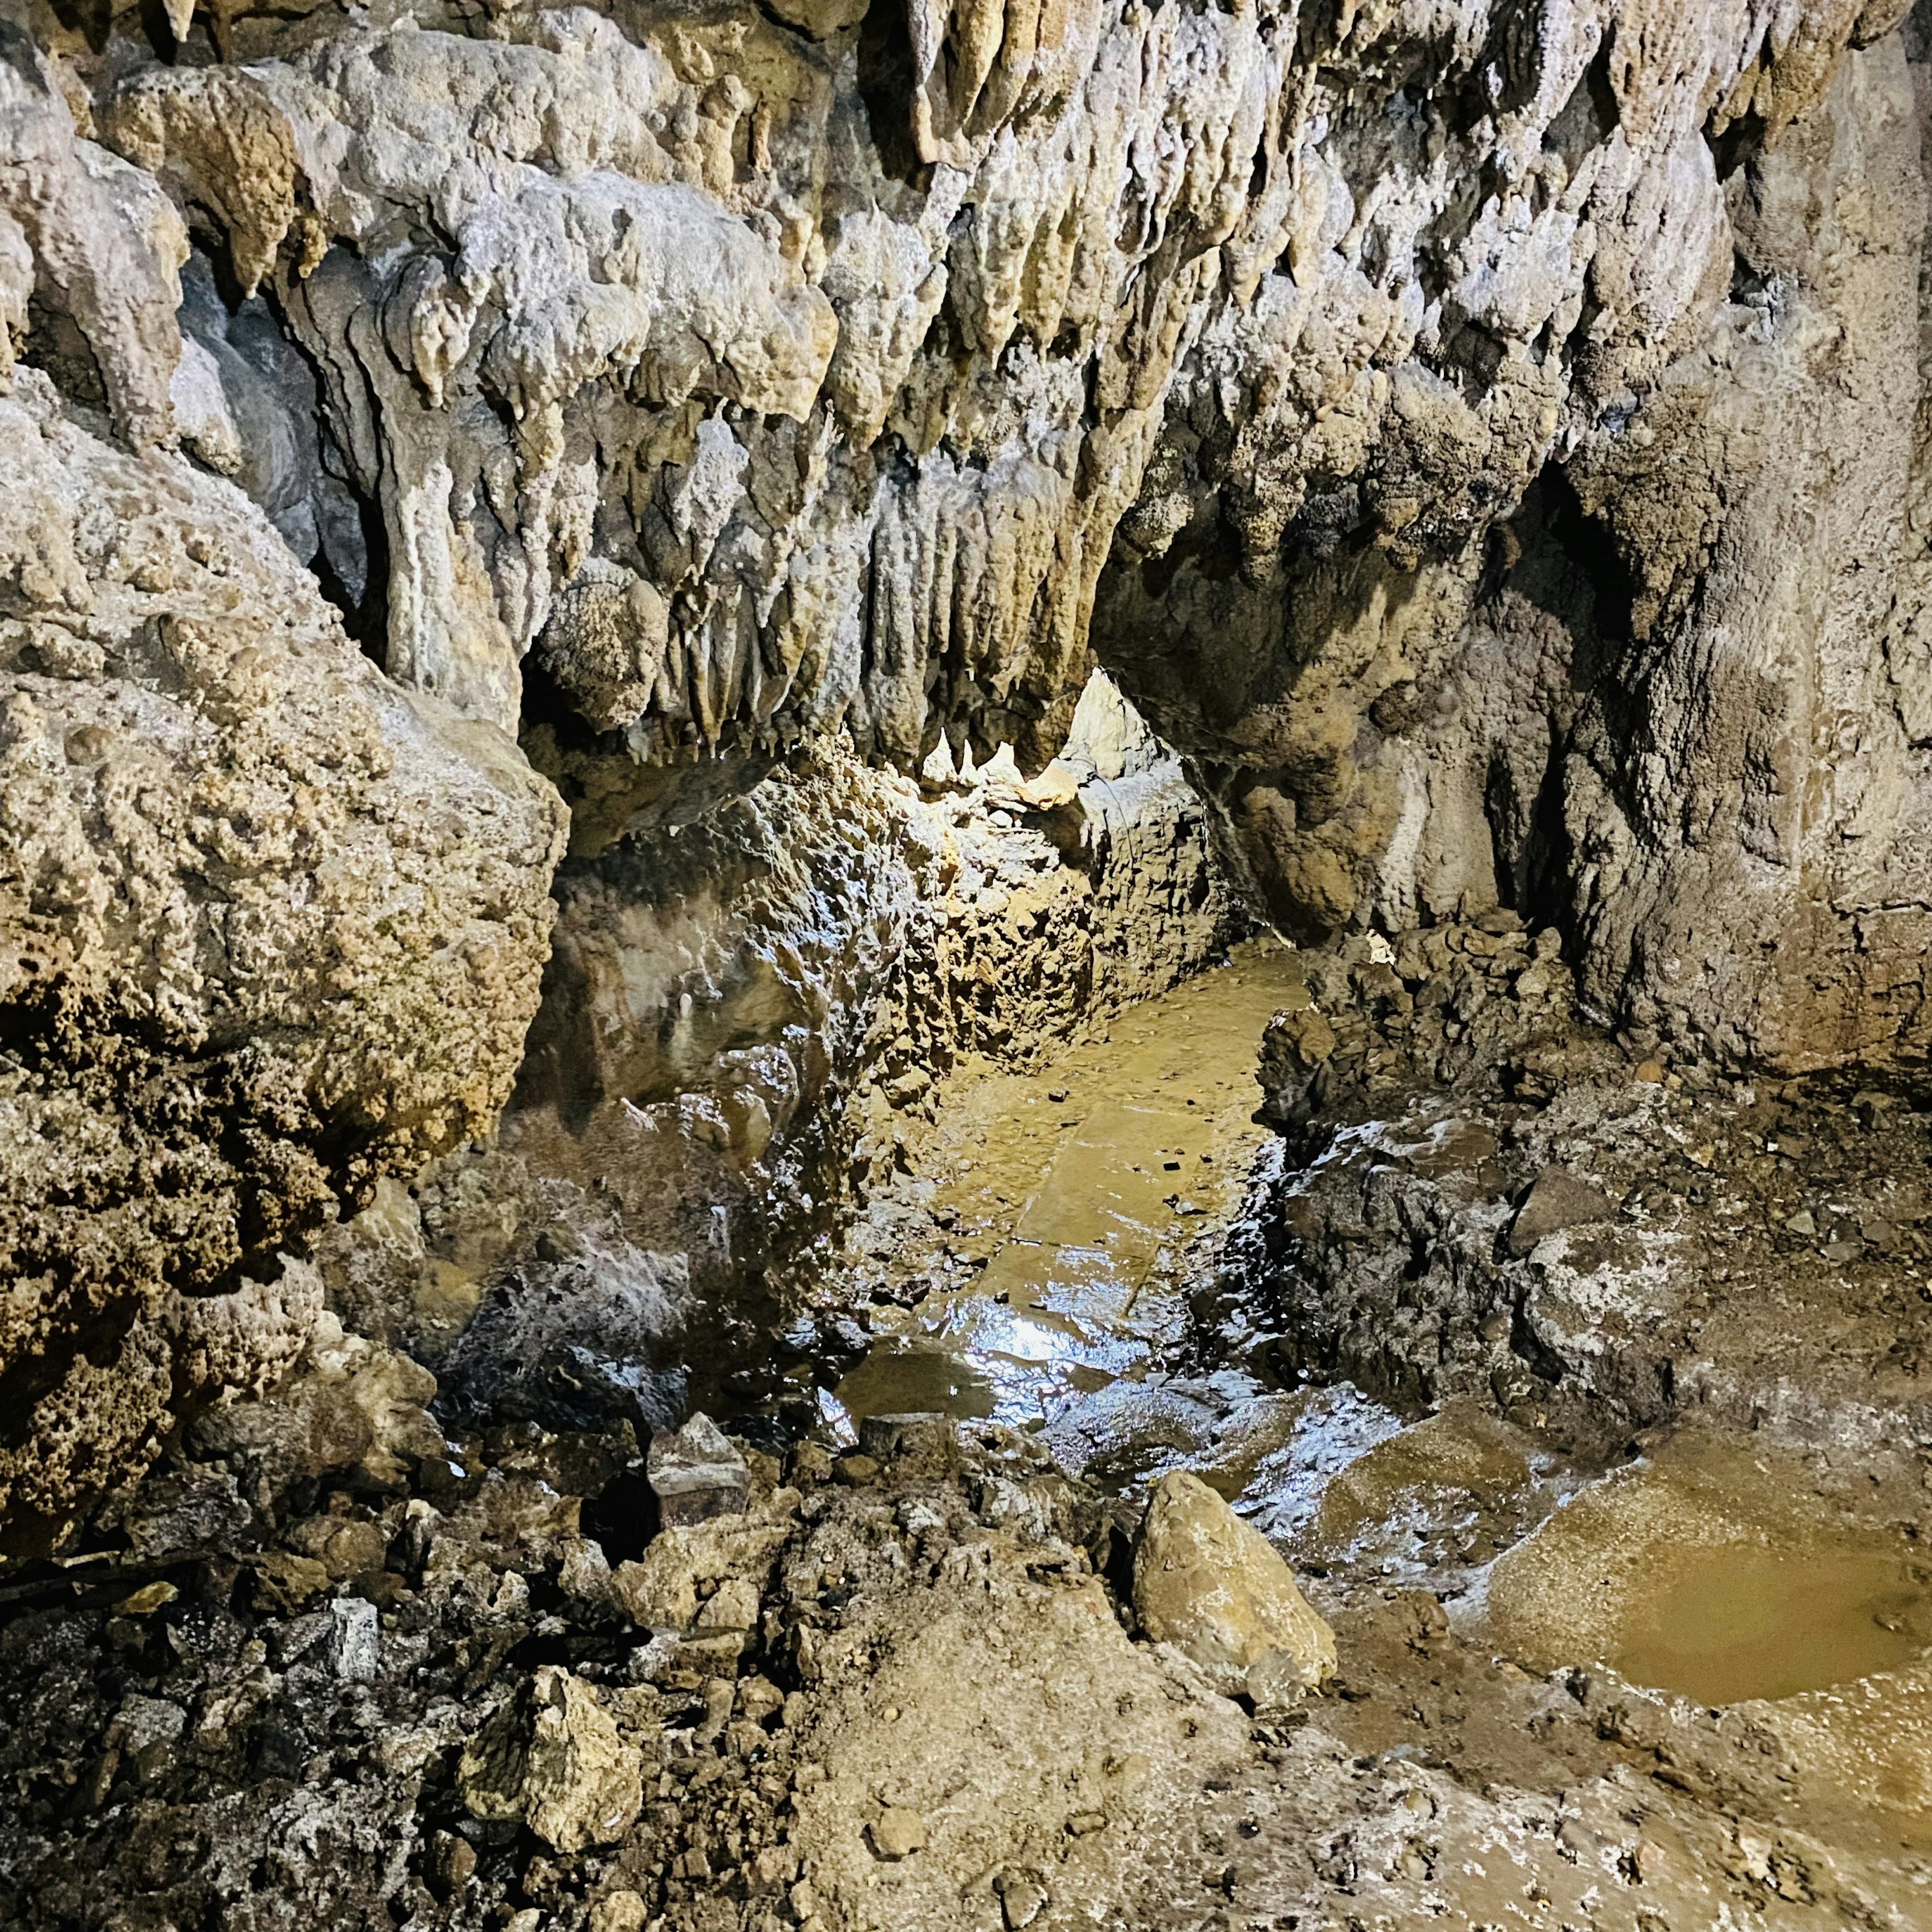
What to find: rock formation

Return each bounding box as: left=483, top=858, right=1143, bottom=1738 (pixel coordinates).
left=0, top=358, right=565, bottom=1552
left=6, top=0, right=1932, bottom=1757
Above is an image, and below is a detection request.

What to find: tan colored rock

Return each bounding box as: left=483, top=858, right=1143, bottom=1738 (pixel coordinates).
left=787, top=1547, right=1249, bottom=1929
left=611, top=1493, right=797, bottom=1632
left=1132, top=1471, right=1336, bottom=1699
left=458, top=1666, right=643, bottom=1854
left=1507, top=1166, right=1618, bottom=1258
left=588, top=1893, right=648, bottom=1932
left=762, top=0, right=871, bottom=38
left=0, top=362, right=563, bottom=1549
left=647, top=1412, right=750, bottom=1527
left=867, top=1807, right=927, bottom=1860
left=190, top=1312, right=443, bottom=1498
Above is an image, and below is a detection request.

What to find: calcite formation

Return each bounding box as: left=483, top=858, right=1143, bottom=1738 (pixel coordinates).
left=0, top=363, right=564, bottom=1550
left=5, top=0, right=1932, bottom=1536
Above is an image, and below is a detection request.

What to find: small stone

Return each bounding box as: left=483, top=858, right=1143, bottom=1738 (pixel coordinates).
left=836, top=1453, right=881, bottom=1486
left=868, top=1806, right=927, bottom=1859
left=424, top=1829, right=476, bottom=1901
left=694, top=1575, right=762, bottom=1631
left=1786, top=1209, right=1817, bottom=1237
left=1066, top=1811, right=1107, bottom=1834
left=557, top=1535, right=615, bottom=1611
left=458, top=1666, right=643, bottom=1854
left=506, top=1913, right=543, bottom=1932
left=1133, top=1471, right=1336, bottom=1698
left=252, top=1550, right=330, bottom=1613
left=648, top=1413, right=750, bottom=1527
left=107, top=1694, right=186, bottom=1755
left=995, top=1868, right=1049, bottom=1927
left=737, top=1674, right=785, bottom=1722
left=1557, top=1818, right=1597, bottom=1863
left=588, top=1891, right=648, bottom=1932
left=1634, top=1059, right=1665, bottom=1084
left=113, top=1580, right=178, bottom=1616
left=328, top=1596, right=380, bottom=1682
left=1507, top=1166, right=1616, bottom=1258
left=857, top=1412, right=960, bottom=1476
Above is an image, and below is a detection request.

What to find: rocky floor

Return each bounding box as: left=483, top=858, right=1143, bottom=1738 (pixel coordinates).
left=10, top=930, right=1932, bottom=1930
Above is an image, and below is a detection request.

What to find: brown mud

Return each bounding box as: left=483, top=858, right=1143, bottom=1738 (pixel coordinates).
left=11, top=926, right=1932, bottom=1929
left=834, top=940, right=1309, bottom=1430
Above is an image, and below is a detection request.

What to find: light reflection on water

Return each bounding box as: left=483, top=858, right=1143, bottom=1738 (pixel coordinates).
left=833, top=942, right=1309, bottom=1445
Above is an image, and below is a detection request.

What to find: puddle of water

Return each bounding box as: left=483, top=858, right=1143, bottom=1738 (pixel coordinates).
left=1482, top=1433, right=1932, bottom=1706
left=1210, top=1385, right=1408, bottom=1540
left=833, top=1340, right=995, bottom=1423
left=1607, top=1540, right=1932, bottom=1707
left=836, top=942, right=1308, bottom=1437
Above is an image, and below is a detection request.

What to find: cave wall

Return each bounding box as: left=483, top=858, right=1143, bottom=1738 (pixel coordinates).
left=1093, top=12, right=1932, bottom=1073
left=307, top=675, right=1241, bottom=1442
left=4, top=0, right=1931, bottom=1542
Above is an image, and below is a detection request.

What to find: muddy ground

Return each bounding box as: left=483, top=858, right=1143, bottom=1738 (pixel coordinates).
left=7, top=925, right=1932, bottom=1931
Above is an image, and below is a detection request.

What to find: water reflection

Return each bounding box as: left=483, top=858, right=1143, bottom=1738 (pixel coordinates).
left=835, top=941, right=1307, bottom=1437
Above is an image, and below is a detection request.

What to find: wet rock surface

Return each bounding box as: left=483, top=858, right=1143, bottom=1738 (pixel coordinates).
left=1247, top=917, right=1932, bottom=1464
left=12, top=0, right=1932, bottom=1923
left=10, top=1351, right=1932, bottom=1931
left=10, top=910, right=1932, bottom=1928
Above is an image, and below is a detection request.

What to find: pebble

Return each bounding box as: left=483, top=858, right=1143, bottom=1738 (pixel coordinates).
left=328, top=1597, right=380, bottom=1682
left=113, top=1580, right=178, bottom=1616
left=868, top=1806, right=927, bottom=1859
left=995, top=1868, right=1049, bottom=1927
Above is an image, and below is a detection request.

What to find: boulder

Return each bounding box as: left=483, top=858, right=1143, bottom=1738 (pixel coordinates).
left=0, top=368, right=564, bottom=1551
left=458, top=1666, right=643, bottom=1854
left=1132, top=1471, right=1336, bottom=1700
left=858, top=1412, right=961, bottom=1477
left=1508, top=1167, right=1617, bottom=1258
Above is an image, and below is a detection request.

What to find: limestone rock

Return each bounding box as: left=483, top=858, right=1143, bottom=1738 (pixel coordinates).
left=858, top=1413, right=961, bottom=1478
left=587, top=1894, right=648, bottom=1932
left=648, top=1412, right=751, bottom=1528
left=1132, top=1471, right=1336, bottom=1700
left=190, top=1312, right=444, bottom=1499
left=327, top=1598, right=380, bottom=1682
left=1508, top=1166, right=1618, bottom=1259
left=611, top=1493, right=798, bottom=1632
left=458, top=1666, right=643, bottom=1854
left=0, top=370, right=562, bottom=1550
left=535, top=561, right=671, bottom=735
left=868, top=1806, right=927, bottom=1860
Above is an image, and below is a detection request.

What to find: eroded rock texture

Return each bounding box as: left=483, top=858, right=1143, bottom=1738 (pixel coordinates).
left=23, top=0, right=1918, bottom=1071
left=5, top=0, right=1932, bottom=1536
left=0, top=376, right=565, bottom=1549
left=314, top=678, right=1238, bottom=1439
